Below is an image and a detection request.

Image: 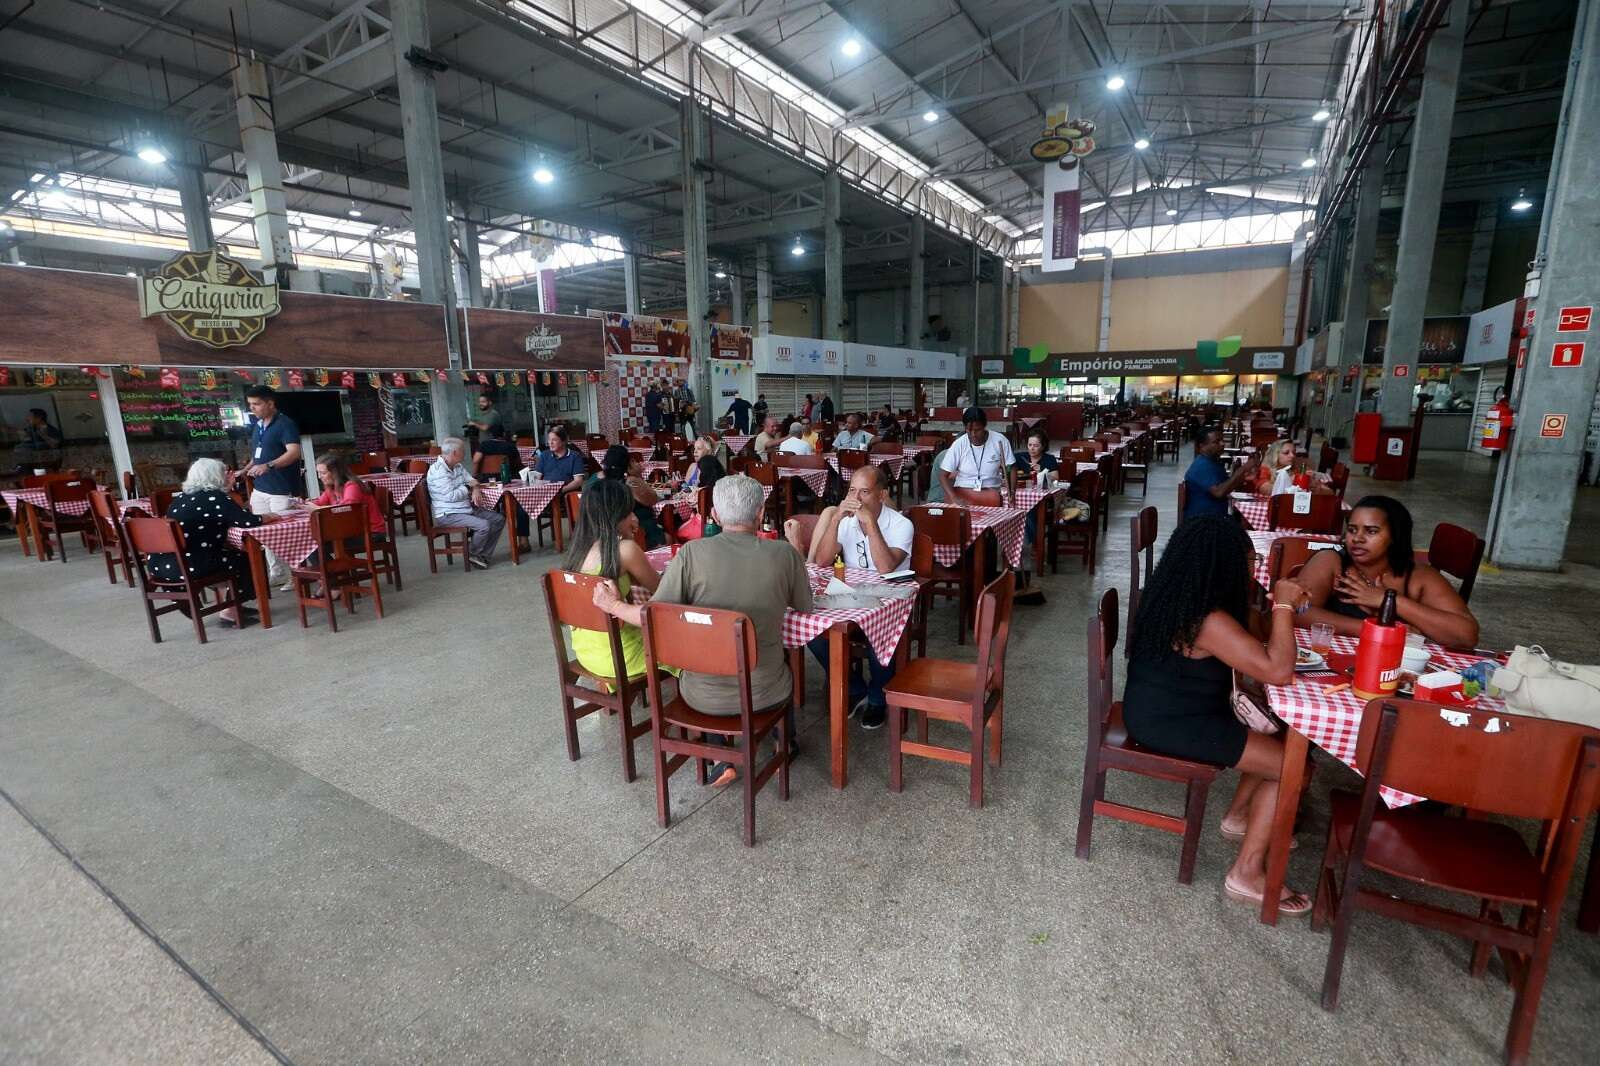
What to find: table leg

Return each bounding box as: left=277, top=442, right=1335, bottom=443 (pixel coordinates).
left=1032, top=501, right=1048, bottom=575
left=505, top=495, right=522, bottom=565
left=551, top=494, right=566, bottom=553
left=1259, top=728, right=1309, bottom=925
left=970, top=534, right=989, bottom=629
left=829, top=622, right=849, bottom=790
left=27, top=502, right=49, bottom=562
left=245, top=539, right=274, bottom=629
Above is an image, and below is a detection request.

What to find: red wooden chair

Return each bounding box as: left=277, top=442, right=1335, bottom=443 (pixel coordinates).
left=774, top=452, right=828, bottom=516
left=366, top=485, right=403, bottom=590
left=1177, top=480, right=1188, bottom=521
left=1074, top=587, right=1221, bottom=883
left=38, top=476, right=98, bottom=562
left=1427, top=522, right=1486, bottom=604
left=1121, top=434, right=1149, bottom=497
left=413, top=488, right=472, bottom=575
left=1267, top=492, right=1343, bottom=533
left=289, top=504, right=384, bottom=630
left=1313, top=699, right=1600, bottom=1065
left=907, top=504, right=973, bottom=646
left=1318, top=443, right=1339, bottom=474
left=1266, top=536, right=1330, bottom=587
left=886, top=571, right=1015, bottom=809
left=87, top=488, right=135, bottom=587
left=639, top=603, right=792, bottom=846
left=1050, top=471, right=1099, bottom=575
left=1327, top=461, right=1350, bottom=499
left=542, top=570, right=663, bottom=783
left=125, top=515, right=245, bottom=644
left=1127, top=505, right=1158, bottom=652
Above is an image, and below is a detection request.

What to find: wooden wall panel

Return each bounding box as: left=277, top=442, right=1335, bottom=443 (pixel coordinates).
left=461, top=307, right=605, bottom=371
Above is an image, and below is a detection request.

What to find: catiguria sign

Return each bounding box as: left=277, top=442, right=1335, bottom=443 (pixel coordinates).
left=137, top=248, right=282, bottom=349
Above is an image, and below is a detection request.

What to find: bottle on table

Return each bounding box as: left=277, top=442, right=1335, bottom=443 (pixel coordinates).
left=1352, top=589, right=1407, bottom=700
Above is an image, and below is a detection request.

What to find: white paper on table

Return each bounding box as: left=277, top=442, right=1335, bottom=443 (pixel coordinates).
left=825, top=576, right=854, bottom=596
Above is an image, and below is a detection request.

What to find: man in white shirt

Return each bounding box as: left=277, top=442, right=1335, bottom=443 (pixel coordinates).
left=777, top=422, right=815, bottom=456
left=804, top=464, right=913, bottom=728
left=833, top=412, right=875, bottom=451
left=938, top=407, right=1017, bottom=507
left=426, top=437, right=505, bottom=569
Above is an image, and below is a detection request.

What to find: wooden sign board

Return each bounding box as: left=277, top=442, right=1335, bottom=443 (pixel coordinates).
left=461, top=307, right=605, bottom=372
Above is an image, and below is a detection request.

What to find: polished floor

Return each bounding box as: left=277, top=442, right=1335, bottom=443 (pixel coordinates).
left=2, top=448, right=1598, bottom=1065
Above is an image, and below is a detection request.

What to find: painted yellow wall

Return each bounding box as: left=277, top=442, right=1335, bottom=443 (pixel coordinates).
left=771, top=299, right=813, bottom=336
left=1020, top=265, right=1289, bottom=351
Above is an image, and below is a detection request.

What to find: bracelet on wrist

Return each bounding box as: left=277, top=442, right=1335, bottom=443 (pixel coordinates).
left=1271, top=603, right=1295, bottom=612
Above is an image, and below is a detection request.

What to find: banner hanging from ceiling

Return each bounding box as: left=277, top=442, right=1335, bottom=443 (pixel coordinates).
left=1033, top=102, right=1092, bottom=274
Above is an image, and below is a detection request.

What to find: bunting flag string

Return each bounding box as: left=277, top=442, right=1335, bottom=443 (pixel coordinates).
left=314, top=369, right=330, bottom=386
left=341, top=370, right=357, bottom=388
left=287, top=369, right=305, bottom=389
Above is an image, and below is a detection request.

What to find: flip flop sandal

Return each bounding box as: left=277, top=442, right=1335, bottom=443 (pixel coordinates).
left=1220, top=819, right=1297, bottom=848
left=1223, top=877, right=1312, bottom=917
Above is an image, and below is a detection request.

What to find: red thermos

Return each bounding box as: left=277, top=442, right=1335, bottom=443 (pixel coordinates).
left=1352, top=589, right=1407, bottom=700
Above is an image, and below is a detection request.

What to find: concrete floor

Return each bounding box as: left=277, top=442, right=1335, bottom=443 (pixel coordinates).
left=2, top=449, right=1598, bottom=1065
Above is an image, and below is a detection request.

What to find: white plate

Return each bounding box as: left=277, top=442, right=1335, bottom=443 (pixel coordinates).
left=1294, top=650, right=1328, bottom=672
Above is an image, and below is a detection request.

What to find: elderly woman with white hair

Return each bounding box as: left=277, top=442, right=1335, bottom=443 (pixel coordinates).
left=145, top=458, right=264, bottom=627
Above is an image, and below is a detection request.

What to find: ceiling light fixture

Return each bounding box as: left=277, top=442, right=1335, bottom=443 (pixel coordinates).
left=1511, top=189, right=1533, bottom=212
left=126, top=270, right=138, bottom=277
left=791, top=241, right=805, bottom=257
left=1301, top=156, right=1317, bottom=168
left=1105, top=75, right=1126, bottom=91
left=348, top=205, right=363, bottom=218
left=135, top=146, right=168, bottom=165
left=1312, top=108, right=1332, bottom=122
left=840, top=37, right=862, bottom=58
left=922, top=110, right=939, bottom=124
left=1165, top=208, right=1178, bottom=217
left=714, top=270, right=727, bottom=279
left=1133, top=137, right=1150, bottom=151
left=532, top=165, right=555, bottom=184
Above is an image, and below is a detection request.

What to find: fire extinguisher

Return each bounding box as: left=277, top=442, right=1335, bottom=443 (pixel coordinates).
left=1481, top=387, right=1514, bottom=451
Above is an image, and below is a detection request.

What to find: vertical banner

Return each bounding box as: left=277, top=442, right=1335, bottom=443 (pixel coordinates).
left=1041, top=161, right=1080, bottom=273
left=537, top=268, right=557, bottom=314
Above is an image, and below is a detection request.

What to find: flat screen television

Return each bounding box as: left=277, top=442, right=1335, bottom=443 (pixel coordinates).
left=272, top=390, right=348, bottom=436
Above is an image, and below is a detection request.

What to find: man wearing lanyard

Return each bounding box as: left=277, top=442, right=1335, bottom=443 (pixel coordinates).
left=938, top=407, right=1016, bottom=507
left=244, top=386, right=302, bottom=586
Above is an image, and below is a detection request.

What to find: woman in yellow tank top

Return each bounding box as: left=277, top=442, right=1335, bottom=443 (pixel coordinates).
left=562, top=478, right=668, bottom=680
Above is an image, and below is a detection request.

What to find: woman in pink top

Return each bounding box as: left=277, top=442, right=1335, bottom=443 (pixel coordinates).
left=296, top=453, right=387, bottom=567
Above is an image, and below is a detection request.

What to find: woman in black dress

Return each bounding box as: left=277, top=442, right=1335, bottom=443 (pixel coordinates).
left=1124, top=515, right=1309, bottom=914
left=146, top=458, right=263, bottom=627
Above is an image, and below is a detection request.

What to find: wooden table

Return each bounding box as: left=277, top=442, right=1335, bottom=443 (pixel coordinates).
left=479, top=481, right=565, bottom=562
left=227, top=513, right=320, bottom=630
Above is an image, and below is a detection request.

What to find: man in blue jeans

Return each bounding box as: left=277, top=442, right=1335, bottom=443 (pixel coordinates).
left=804, top=464, right=913, bottom=729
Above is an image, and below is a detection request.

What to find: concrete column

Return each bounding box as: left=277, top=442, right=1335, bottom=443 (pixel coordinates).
left=1379, top=0, right=1468, bottom=430
left=754, top=241, right=772, bottom=336
left=1008, top=267, right=1021, bottom=353
left=1097, top=253, right=1113, bottom=352
left=1460, top=201, right=1498, bottom=313
left=679, top=98, right=712, bottom=406
left=231, top=59, right=295, bottom=282
left=95, top=371, right=134, bottom=498
left=907, top=217, right=926, bottom=346
left=1283, top=224, right=1309, bottom=344
left=823, top=169, right=844, bottom=341
left=1328, top=147, right=1386, bottom=445
left=730, top=269, right=745, bottom=327
left=392, top=0, right=463, bottom=443
left=1489, top=0, right=1600, bottom=570
left=176, top=143, right=213, bottom=251
left=461, top=214, right=484, bottom=309
left=622, top=240, right=641, bottom=315
left=991, top=258, right=1006, bottom=352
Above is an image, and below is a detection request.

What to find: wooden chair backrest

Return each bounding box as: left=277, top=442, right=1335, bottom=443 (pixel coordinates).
left=1318, top=444, right=1339, bottom=474
left=1088, top=587, right=1119, bottom=725
left=405, top=459, right=432, bottom=474
left=641, top=603, right=758, bottom=678
left=1069, top=471, right=1101, bottom=511
left=475, top=452, right=509, bottom=479
left=87, top=488, right=123, bottom=543
left=774, top=451, right=828, bottom=470
left=543, top=569, right=622, bottom=644
left=125, top=515, right=184, bottom=557
left=364, top=451, right=390, bottom=471
left=311, top=503, right=367, bottom=547
left=1130, top=506, right=1158, bottom=585
left=1266, top=536, right=1329, bottom=586
left=1428, top=522, right=1486, bottom=602
left=563, top=490, right=583, bottom=525
left=907, top=504, right=971, bottom=550
left=150, top=487, right=179, bottom=516
left=1354, top=699, right=1600, bottom=823
left=742, top=461, right=776, bottom=486
left=836, top=448, right=868, bottom=471
left=45, top=476, right=94, bottom=507
left=1268, top=492, right=1342, bottom=533
left=786, top=512, right=820, bottom=554
left=671, top=456, right=692, bottom=477
left=369, top=484, right=397, bottom=537
left=972, top=571, right=1016, bottom=698
left=909, top=531, right=933, bottom=580
left=869, top=441, right=901, bottom=455
left=586, top=435, right=609, bottom=452
left=413, top=486, right=438, bottom=533
left=1177, top=480, right=1188, bottom=518
left=1328, top=462, right=1350, bottom=498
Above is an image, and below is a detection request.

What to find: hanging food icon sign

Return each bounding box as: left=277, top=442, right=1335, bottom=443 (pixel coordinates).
left=1030, top=105, right=1096, bottom=170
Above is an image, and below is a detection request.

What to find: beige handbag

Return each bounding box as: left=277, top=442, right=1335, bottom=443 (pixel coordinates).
left=1494, top=646, right=1600, bottom=728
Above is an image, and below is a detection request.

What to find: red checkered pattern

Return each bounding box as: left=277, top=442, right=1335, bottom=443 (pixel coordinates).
left=1012, top=485, right=1073, bottom=512
left=641, top=461, right=671, bottom=479
left=121, top=498, right=151, bottom=514
left=923, top=503, right=1029, bottom=568
left=643, top=548, right=916, bottom=665
left=777, top=467, right=831, bottom=495
left=228, top=513, right=320, bottom=567
left=1268, top=635, right=1507, bottom=809
left=360, top=473, right=424, bottom=505
left=614, top=359, right=690, bottom=432
left=825, top=454, right=905, bottom=481
left=652, top=483, right=774, bottom=520
left=1231, top=491, right=1350, bottom=531
left=518, top=447, right=538, bottom=465
left=479, top=481, right=562, bottom=521
left=722, top=434, right=753, bottom=455
left=1247, top=530, right=1340, bottom=586
left=390, top=455, right=440, bottom=472
left=901, top=445, right=932, bottom=460
left=3, top=489, right=91, bottom=518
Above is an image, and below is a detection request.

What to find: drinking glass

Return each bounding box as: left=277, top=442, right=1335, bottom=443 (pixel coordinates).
left=1309, top=622, right=1334, bottom=657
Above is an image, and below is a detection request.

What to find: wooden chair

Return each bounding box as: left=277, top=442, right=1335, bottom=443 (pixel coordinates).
left=87, top=488, right=135, bottom=587
left=774, top=452, right=828, bottom=516
left=1177, top=480, right=1188, bottom=521
left=363, top=450, right=390, bottom=473
left=366, top=485, right=403, bottom=590
left=1154, top=427, right=1180, bottom=462
left=886, top=571, right=1015, bottom=809
left=1074, top=588, right=1221, bottom=884
left=125, top=516, right=244, bottom=644
left=148, top=486, right=179, bottom=517
left=1427, top=522, right=1486, bottom=604
left=1268, top=492, right=1343, bottom=534
left=836, top=448, right=868, bottom=475
left=1312, top=699, right=1600, bottom=1064
left=743, top=461, right=778, bottom=522
left=1121, top=435, right=1149, bottom=497
left=1327, top=461, right=1350, bottom=499
left=1051, top=471, right=1099, bottom=575
left=907, top=504, right=973, bottom=645
left=639, top=603, right=792, bottom=846
left=783, top=512, right=821, bottom=556
left=1318, top=443, right=1339, bottom=474
left=586, top=434, right=609, bottom=454
left=905, top=531, right=935, bottom=658
left=289, top=505, right=384, bottom=630
left=392, top=463, right=428, bottom=535
left=38, top=476, right=98, bottom=562
left=1265, top=536, right=1331, bottom=587
left=1128, top=506, right=1157, bottom=652
left=542, top=570, right=661, bottom=783
left=414, top=488, right=472, bottom=574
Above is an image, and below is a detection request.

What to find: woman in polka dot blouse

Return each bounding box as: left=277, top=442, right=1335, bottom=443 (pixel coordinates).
left=146, top=458, right=264, bottom=613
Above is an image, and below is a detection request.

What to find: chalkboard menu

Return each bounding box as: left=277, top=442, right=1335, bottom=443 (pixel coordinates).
left=349, top=388, right=385, bottom=452
left=119, top=381, right=234, bottom=442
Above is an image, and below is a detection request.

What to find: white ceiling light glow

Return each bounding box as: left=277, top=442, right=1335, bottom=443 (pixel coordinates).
left=791, top=241, right=805, bottom=257
left=714, top=270, right=727, bottom=278
left=1133, top=138, right=1150, bottom=151
left=532, top=165, right=555, bottom=184
left=1312, top=108, right=1331, bottom=122
left=922, top=110, right=938, bottom=123
left=840, top=37, right=862, bottom=58
left=1511, top=189, right=1533, bottom=212
left=135, top=146, right=168, bottom=165
left=1105, top=75, right=1126, bottom=91
left=1300, top=156, right=1317, bottom=168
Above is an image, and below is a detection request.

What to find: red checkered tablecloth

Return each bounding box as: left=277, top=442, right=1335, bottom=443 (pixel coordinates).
left=777, top=467, right=831, bottom=495
left=360, top=473, right=424, bottom=505
left=722, top=434, right=753, bottom=455
left=652, top=483, right=773, bottom=520
left=641, top=461, right=672, bottom=479
left=518, top=447, right=538, bottom=465
left=901, top=444, right=932, bottom=459
left=1232, top=491, right=1350, bottom=531
left=390, top=455, right=439, bottom=472
left=921, top=503, right=1029, bottom=568
left=824, top=454, right=905, bottom=480
left=643, top=549, right=916, bottom=665
left=228, top=513, right=320, bottom=567
left=479, top=481, right=562, bottom=520
left=1247, top=530, right=1340, bottom=586
left=2, top=489, right=92, bottom=518
left=1267, top=635, right=1506, bottom=809
left=1012, top=484, right=1073, bottom=512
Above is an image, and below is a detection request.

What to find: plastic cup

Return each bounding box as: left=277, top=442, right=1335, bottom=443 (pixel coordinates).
left=1309, top=622, right=1334, bottom=657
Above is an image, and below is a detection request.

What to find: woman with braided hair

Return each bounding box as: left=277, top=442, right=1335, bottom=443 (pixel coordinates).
left=1124, top=515, right=1312, bottom=915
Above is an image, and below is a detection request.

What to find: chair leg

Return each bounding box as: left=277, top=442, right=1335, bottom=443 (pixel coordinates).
left=368, top=567, right=384, bottom=618
left=1073, top=755, right=1103, bottom=862
left=617, top=694, right=637, bottom=783
left=777, top=713, right=790, bottom=801
left=561, top=696, right=581, bottom=762
left=1503, top=924, right=1557, bottom=1066
left=969, top=710, right=985, bottom=809
left=888, top=704, right=904, bottom=793
left=1320, top=859, right=1364, bottom=1011
left=988, top=699, right=1003, bottom=767
left=141, top=595, right=163, bottom=644
left=1177, top=778, right=1210, bottom=885
left=653, top=727, right=672, bottom=829
left=188, top=590, right=207, bottom=644
left=742, top=732, right=757, bottom=847
left=916, top=710, right=928, bottom=744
